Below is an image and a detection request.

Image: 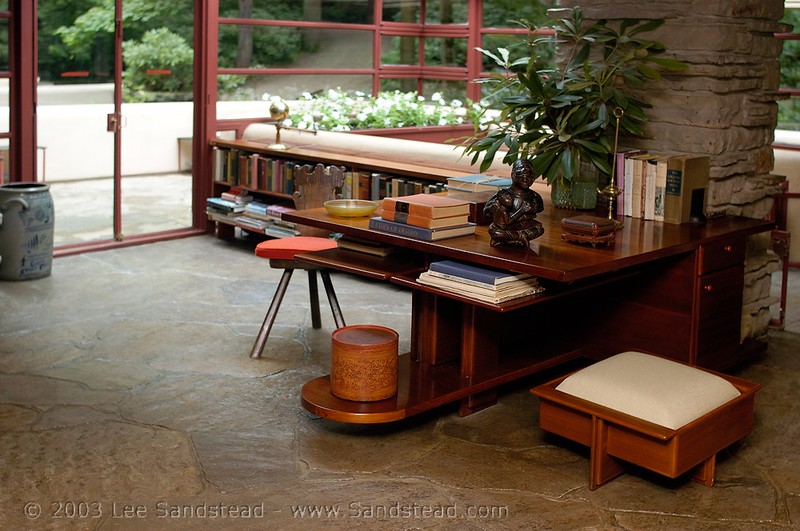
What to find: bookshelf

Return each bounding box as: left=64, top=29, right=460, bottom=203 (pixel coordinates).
left=208, top=138, right=472, bottom=240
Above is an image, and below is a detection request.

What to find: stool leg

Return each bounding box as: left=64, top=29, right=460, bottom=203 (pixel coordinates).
left=250, top=269, right=294, bottom=359
left=589, top=416, right=628, bottom=490
left=320, top=270, right=346, bottom=329
left=307, top=270, right=323, bottom=329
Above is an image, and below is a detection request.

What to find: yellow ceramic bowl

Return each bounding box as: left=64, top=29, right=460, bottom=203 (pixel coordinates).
left=323, top=199, right=380, bottom=218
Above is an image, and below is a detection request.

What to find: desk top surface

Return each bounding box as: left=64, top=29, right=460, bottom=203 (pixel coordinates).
left=284, top=204, right=773, bottom=283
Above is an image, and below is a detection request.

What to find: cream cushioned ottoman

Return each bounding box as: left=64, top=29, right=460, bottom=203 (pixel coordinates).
left=531, top=351, right=761, bottom=489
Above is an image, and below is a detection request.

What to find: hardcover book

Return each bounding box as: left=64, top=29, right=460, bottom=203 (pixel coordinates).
left=417, top=271, right=543, bottom=303
left=368, top=217, right=476, bottom=241
left=382, top=193, right=471, bottom=218
left=336, top=235, right=399, bottom=257
left=428, top=260, right=534, bottom=286
left=207, top=197, right=246, bottom=213
left=446, top=174, right=513, bottom=193
left=664, top=155, right=710, bottom=224
left=381, top=210, right=470, bottom=229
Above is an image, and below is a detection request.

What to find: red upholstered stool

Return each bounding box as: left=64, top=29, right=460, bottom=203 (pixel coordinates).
left=250, top=163, right=348, bottom=359
left=250, top=237, right=346, bottom=359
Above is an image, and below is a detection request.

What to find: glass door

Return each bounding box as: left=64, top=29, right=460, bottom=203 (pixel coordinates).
left=37, top=0, right=194, bottom=247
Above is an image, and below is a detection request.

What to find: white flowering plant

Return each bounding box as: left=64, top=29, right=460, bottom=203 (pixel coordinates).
left=263, top=88, right=479, bottom=131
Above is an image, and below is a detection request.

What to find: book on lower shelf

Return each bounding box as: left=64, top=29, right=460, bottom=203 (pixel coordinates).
left=207, top=197, right=246, bottom=213
left=417, top=262, right=544, bottom=304
left=428, top=260, right=535, bottom=286
left=368, top=217, right=476, bottom=241
left=336, top=235, right=399, bottom=257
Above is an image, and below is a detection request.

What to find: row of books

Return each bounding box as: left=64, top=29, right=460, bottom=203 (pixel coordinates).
left=417, top=260, right=544, bottom=304
left=615, top=150, right=709, bottom=224
left=206, top=189, right=300, bottom=238
left=212, top=146, right=446, bottom=200
left=368, top=193, right=477, bottom=241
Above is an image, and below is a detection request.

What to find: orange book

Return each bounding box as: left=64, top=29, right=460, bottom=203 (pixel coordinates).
left=382, top=193, right=470, bottom=218
left=381, top=210, right=469, bottom=228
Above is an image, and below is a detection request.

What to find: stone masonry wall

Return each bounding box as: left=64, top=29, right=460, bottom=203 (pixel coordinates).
left=556, top=0, right=788, bottom=341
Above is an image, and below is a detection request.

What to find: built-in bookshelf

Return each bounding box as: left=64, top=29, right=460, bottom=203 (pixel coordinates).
left=208, top=138, right=471, bottom=239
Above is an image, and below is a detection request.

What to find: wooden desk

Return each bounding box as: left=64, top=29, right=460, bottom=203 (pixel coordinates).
left=283, top=205, right=773, bottom=424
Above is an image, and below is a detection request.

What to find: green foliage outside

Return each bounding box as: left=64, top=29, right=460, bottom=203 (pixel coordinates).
left=779, top=9, right=800, bottom=130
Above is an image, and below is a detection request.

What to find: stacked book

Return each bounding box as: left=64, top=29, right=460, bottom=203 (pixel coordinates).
left=417, top=260, right=544, bottom=304
left=446, top=174, right=512, bottom=193
left=206, top=195, right=245, bottom=225
left=369, top=193, right=476, bottom=241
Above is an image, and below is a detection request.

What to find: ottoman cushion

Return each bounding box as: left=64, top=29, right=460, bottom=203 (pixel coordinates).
left=554, top=351, right=741, bottom=430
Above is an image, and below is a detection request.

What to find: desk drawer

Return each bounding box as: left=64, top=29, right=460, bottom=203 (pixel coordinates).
left=698, top=238, right=744, bottom=275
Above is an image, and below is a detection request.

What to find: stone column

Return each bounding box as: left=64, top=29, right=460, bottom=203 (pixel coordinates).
left=555, top=0, right=788, bottom=340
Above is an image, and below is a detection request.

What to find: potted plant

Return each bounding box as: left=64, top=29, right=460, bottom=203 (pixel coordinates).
left=462, top=6, right=686, bottom=209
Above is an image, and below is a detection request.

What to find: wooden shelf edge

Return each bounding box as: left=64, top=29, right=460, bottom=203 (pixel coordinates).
left=300, top=348, right=585, bottom=424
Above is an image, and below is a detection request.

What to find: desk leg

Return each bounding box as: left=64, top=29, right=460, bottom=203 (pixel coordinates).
left=411, top=291, right=461, bottom=366
left=459, top=305, right=499, bottom=416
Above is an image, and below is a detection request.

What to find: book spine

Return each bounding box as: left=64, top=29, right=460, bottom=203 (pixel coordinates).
left=428, top=261, right=502, bottom=285
left=644, top=158, right=657, bottom=221
left=654, top=158, right=668, bottom=222
left=664, top=157, right=685, bottom=224
left=368, top=217, right=433, bottom=241
left=381, top=210, right=464, bottom=228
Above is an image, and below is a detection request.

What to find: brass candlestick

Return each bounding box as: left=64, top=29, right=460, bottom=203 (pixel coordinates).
left=598, top=107, right=625, bottom=230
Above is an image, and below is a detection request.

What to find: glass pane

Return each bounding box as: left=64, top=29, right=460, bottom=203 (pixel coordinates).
left=121, top=3, right=194, bottom=239
left=481, top=0, right=555, bottom=27
left=219, top=74, right=374, bottom=105
left=422, top=80, right=467, bottom=103
left=218, top=27, right=373, bottom=70
left=424, top=37, right=466, bottom=67
left=380, top=78, right=420, bottom=94
left=382, top=36, right=418, bottom=65
left=424, top=0, right=468, bottom=24
left=778, top=98, right=800, bottom=131
left=219, top=1, right=373, bottom=24
left=384, top=0, right=420, bottom=24
left=0, top=19, right=8, bottom=72
left=38, top=0, right=116, bottom=245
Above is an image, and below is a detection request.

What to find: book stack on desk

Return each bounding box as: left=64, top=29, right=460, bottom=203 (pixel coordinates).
left=446, top=174, right=512, bottom=193
left=369, top=194, right=477, bottom=241
left=417, top=260, right=544, bottom=304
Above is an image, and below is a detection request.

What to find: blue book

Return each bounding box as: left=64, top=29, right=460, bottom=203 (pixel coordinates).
left=428, top=260, right=532, bottom=286
left=368, top=217, right=476, bottom=241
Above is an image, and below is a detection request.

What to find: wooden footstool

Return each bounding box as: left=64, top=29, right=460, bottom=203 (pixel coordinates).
left=531, top=351, right=761, bottom=490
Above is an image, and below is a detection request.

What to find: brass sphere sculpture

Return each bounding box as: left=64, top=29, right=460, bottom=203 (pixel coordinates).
left=268, top=99, right=290, bottom=150
left=269, top=100, right=289, bottom=122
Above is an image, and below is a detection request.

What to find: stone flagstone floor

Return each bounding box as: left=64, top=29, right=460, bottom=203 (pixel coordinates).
left=1, top=234, right=799, bottom=530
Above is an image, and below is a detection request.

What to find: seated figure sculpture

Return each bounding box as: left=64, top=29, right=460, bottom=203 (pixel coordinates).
left=484, top=159, right=545, bottom=247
